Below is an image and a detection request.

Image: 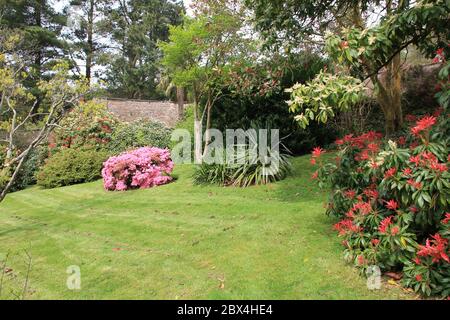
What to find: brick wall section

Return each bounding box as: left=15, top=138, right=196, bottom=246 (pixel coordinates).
left=103, top=98, right=180, bottom=127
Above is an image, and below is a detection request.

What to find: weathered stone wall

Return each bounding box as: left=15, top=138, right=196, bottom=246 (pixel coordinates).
left=0, top=129, right=40, bottom=149
left=1, top=99, right=181, bottom=149
left=102, top=98, right=180, bottom=127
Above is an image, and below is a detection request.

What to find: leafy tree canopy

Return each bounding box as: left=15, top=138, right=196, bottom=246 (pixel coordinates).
left=99, top=0, right=184, bottom=99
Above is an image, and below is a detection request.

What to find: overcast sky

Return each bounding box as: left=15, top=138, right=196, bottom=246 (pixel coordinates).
left=55, top=0, right=193, bottom=15
left=184, top=0, right=192, bottom=14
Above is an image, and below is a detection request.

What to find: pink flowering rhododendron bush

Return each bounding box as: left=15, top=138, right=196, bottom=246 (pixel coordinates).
left=102, top=147, right=174, bottom=191
left=311, top=106, right=450, bottom=297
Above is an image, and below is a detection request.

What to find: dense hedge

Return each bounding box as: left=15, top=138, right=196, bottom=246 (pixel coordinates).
left=108, top=119, right=172, bottom=154
left=37, top=148, right=110, bottom=188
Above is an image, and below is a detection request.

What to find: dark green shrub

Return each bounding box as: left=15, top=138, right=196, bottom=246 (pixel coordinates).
left=36, top=148, right=110, bottom=188
left=11, top=145, right=49, bottom=191
left=108, top=119, right=172, bottom=154
left=0, top=143, right=48, bottom=192
left=210, top=53, right=338, bottom=155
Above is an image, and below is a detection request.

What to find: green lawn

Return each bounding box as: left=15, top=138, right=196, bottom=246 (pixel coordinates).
left=0, top=156, right=414, bottom=299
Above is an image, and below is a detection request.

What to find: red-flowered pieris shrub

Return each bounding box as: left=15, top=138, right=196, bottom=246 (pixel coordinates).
left=102, top=147, right=174, bottom=191
left=311, top=109, right=450, bottom=298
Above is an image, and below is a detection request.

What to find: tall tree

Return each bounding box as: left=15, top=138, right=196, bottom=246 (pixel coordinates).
left=284, top=0, right=449, bottom=135
left=246, top=0, right=449, bottom=135
left=160, top=1, right=253, bottom=161
left=244, top=0, right=366, bottom=50
left=100, top=0, right=184, bottom=99
left=0, top=31, right=89, bottom=202
left=66, top=0, right=110, bottom=85
left=0, top=0, right=67, bottom=80
left=0, top=0, right=68, bottom=109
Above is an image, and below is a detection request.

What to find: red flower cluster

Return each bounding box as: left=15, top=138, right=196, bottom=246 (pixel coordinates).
left=402, top=168, right=412, bottom=176
left=409, top=151, right=447, bottom=173
left=397, top=136, right=407, bottom=146
left=429, top=161, right=448, bottom=173
left=432, top=48, right=445, bottom=64
left=357, top=255, right=367, bottom=265
left=391, top=226, right=400, bottom=235
left=367, top=143, right=379, bottom=153
left=363, top=188, right=379, bottom=200
left=335, top=131, right=382, bottom=149
left=384, top=167, right=397, bottom=179
left=310, top=147, right=325, bottom=166
left=417, top=233, right=450, bottom=263
left=347, top=201, right=372, bottom=217
left=312, top=147, right=325, bottom=158
left=313, top=108, right=449, bottom=296
left=407, top=179, right=422, bottom=189
left=385, top=199, right=399, bottom=211
left=344, top=189, right=356, bottom=199
left=378, top=216, right=394, bottom=234
left=333, top=219, right=362, bottom=236
left=410, top=116, right=436, bottom=137
left=443, top=213, right=450, bottom=225
left=409, top=206, right=418, bottom=214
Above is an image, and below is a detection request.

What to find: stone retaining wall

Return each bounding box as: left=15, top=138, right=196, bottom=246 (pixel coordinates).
left=102, top=98, right=180, bottom=127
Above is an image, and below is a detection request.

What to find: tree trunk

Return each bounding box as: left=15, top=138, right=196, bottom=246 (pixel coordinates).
left=34, top=0, right=42, bottom=72
left=374, top=52, right=403, bottom=136
left=86, top=0, right=94, bottom=85
left=31, top=0, right=43, bottom=118
left=176, top=86, right=184, bottom=120
left=193, top=109, right=202, bottom=164
left=0, top=152, right=27, bottom=202
left=202, top=103, right=212, bottom=158
left=202, top=90, right=214, bottom=158
left=192, top=85, right=202, bottom=164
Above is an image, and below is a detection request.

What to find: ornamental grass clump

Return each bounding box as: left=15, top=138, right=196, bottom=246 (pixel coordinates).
left=102, top=147, right=174, bottom=191
left=310, top=110, right=450, bottom=298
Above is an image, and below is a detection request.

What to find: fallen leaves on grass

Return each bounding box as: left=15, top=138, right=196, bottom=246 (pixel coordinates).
left=385, top=272, right=403, bottom=280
